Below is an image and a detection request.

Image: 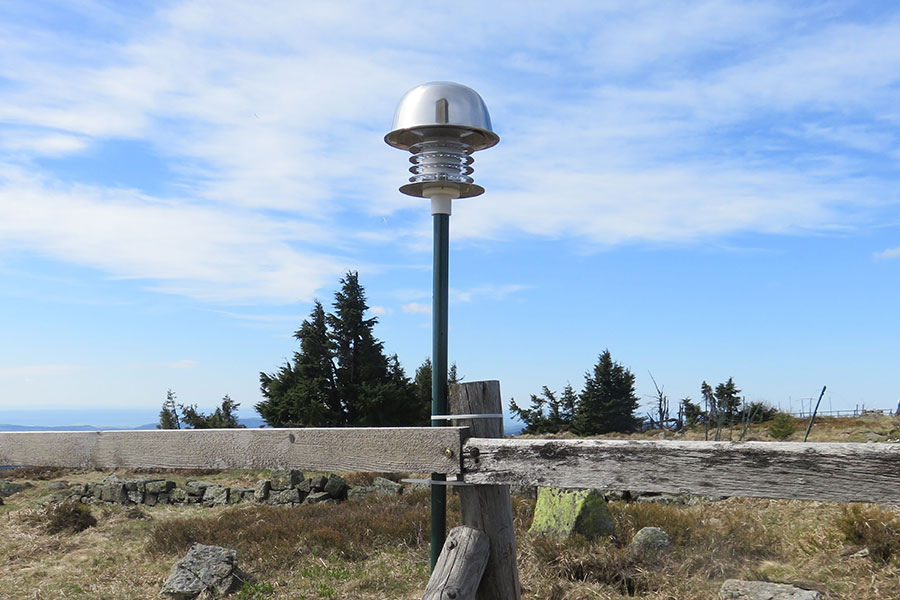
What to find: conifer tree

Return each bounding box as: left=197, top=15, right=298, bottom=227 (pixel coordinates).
left=257, top=272, right=427, bottom=427
left=157, top=389, right=180, bottom=429
left=574, top=350, right=640, bottom=435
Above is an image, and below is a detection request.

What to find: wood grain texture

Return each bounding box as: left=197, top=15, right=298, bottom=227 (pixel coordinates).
left=450, top=381, right=521, bottom=600
left=0, top=427, right=466, bottom=473
left=463, top=438, right=900, bottom=504
left=422, top=526, right=490, bottom=600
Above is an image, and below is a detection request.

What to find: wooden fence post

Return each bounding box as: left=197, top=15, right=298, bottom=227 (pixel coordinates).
left=449, top=381, right=521, bottom=600
left=422, top=526, right=490, bottom=600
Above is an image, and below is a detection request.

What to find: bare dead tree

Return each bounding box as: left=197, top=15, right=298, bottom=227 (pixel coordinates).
left=648, top=371, right=670, bottom=431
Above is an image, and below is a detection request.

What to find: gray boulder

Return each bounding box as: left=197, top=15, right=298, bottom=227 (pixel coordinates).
left=146, top=480, right=175, bottom=494
left=373, top=477, right=403, bottom=496
left=0, top=480, right=25, bottom=498
left=185, top=481, right=215, bottom=497
left=160, top=543, right=245, bottom=599
left=720, top=580, right=822, bottom=600
left=347, top=486, right=374, bottom=500
left=169, top=488, right=188, bottom=503
left=309, top=475, right=328, bottom=492
left=630, top=527, right=673, bottom=554
left=203, top=485, right=229, bottom=506
left=305, top=491, right=332, bottom=504
left=323, top=474, right=348, bottom=500
left=253, top=480, right=271, bottom=502
left=270, top=469, right=303, bottom=491
left=268, top=489, right=301, bottom=505
left=528, top=488, right=616, bottom=540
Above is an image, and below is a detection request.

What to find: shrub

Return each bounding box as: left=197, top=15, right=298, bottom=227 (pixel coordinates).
left=45, top=502, right=97, bottom=534
left=836, top=504, right=900, bottom=562
left=767, top=413, right=797, bottom=440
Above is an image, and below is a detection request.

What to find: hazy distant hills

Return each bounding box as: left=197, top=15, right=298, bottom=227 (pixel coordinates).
left=0, top=417, right=267, bottom=432
left=0, top=416, right=520, bottom=433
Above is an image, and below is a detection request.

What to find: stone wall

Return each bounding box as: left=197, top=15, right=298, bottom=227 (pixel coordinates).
left=44, top=471, right=404, bottom=508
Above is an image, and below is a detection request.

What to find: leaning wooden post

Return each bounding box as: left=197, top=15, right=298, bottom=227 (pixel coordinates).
left=422, top=526, right=490, bottom=600
left=449, top=380, right=521, bottom=600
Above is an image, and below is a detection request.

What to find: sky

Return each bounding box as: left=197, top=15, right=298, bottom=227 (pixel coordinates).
left=1, top=1, right=899, bottom=428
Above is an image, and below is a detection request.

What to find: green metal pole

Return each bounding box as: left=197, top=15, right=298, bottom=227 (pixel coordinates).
left=430, top=212, right=450, bottom=571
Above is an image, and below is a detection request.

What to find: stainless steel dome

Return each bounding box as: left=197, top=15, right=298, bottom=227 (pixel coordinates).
left=385, top=82, right=499, bottom=199
left=385, top=81, right=499, bottom=151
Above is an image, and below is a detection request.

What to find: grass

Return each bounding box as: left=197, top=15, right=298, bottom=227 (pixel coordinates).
left=3, top=417, right=900, bottom=598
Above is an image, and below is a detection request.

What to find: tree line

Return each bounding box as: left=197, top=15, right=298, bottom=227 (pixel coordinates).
left=157, top=271, right=777, bottom=436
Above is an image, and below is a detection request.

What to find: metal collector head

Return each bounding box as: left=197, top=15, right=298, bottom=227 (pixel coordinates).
left=385, top=82, right=499, bottom=200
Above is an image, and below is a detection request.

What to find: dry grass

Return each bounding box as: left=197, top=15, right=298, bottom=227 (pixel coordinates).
left=3, top=421, right=900, bottom=600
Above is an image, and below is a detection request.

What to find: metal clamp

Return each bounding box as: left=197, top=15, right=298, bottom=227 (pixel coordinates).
left=431, top=413, right=504, bottom=421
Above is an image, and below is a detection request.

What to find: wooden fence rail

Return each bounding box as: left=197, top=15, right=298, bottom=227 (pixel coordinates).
left=2, top=428, right=899, bottom=504
left=0, top=427, right=465, bottom=474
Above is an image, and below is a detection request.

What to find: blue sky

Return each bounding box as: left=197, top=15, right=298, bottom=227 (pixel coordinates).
left=1, top=1, right=899, bottom=427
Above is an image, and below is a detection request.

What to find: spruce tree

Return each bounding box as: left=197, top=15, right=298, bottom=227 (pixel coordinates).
left=157, top=389, right=181, bottom=429
left=257, top=301, right=341, bottom=426
left=257, top=272, right=427, bottom=427
left=714, top=377, right=742, bottom=425
left=574, top=350, right=640, bottom=435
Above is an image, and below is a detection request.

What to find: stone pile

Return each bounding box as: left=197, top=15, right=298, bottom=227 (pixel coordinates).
left=48, top=470, right=403, bottom=509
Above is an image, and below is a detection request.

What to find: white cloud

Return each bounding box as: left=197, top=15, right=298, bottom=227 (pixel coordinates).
left=402, top=302, right=431, bottom=315
left=370, top=305, right=392, bottom=316
left=161, top=360, right=198, bottom=369
left=875, top=248, right=900, bottom=260
left=0, top=0, right=898, bottom=304
left=0, top=167, right=345, bottom=303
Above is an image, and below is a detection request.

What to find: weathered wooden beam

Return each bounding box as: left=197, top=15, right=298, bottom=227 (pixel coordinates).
left=463, top=438, right=900, bottom=504
left=0, top=427, right=467, bottom=474
left=422, top=526, right=490, bottom=600
left=450, top=381, right=521, bottom=600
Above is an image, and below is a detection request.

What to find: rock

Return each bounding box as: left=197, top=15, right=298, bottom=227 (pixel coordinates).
left=296, top=479, right=312, bottom=494
left=372, top=477, right=403, bottom=496
left=145, top=493, right=158, bottom=506
left=0, top=480, right=25, bottom=498
left=169, top=488, right=188, bottom=503
left=309, top=475, right=328, bottom=492
left=0, top=495, right=4, bottom=505
left=631, top=527, right=673, bottom=554
left=270, top=470, right=303, bottom=491
left=146, top=480, right=175, bottom=494
left=305, top=491, right=332, bottom=504
left=347, top=486, right=374, bottom=500
left=101, top=481, right=128, bottom=504
left=229, top=488, right=251, bottom=504
left=124, top=478, right=151, bottom=492
left=720, top=580, right=822, bottom=600
left=157, top=492, right=170, bottom=505
left=127, top=490, right=145, bottom=504
left=253, top=480, right=271, bottom=502
left=268, top=489, right=301, bottom=505
left=323, top=474, right=348, bottom=500
left=47, top=481, right=69, bottom=491
left=87, top=482, right=103, bottom=498
left=185, top=481, right=215, bottom=497
left=160, top=543, right=245, bottom=599
left=203, top=485, right=229, bottom=506
left=528, top=488, right=616, bottom=540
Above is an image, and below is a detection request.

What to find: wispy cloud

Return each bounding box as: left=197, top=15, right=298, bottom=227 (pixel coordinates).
left=875, top=248, right=900, bottom=260
left=160, top=360, right=198, bottom=369
left=401, top=302, right=431, bottom=316
left=1, top=1, right=898, bottom=303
